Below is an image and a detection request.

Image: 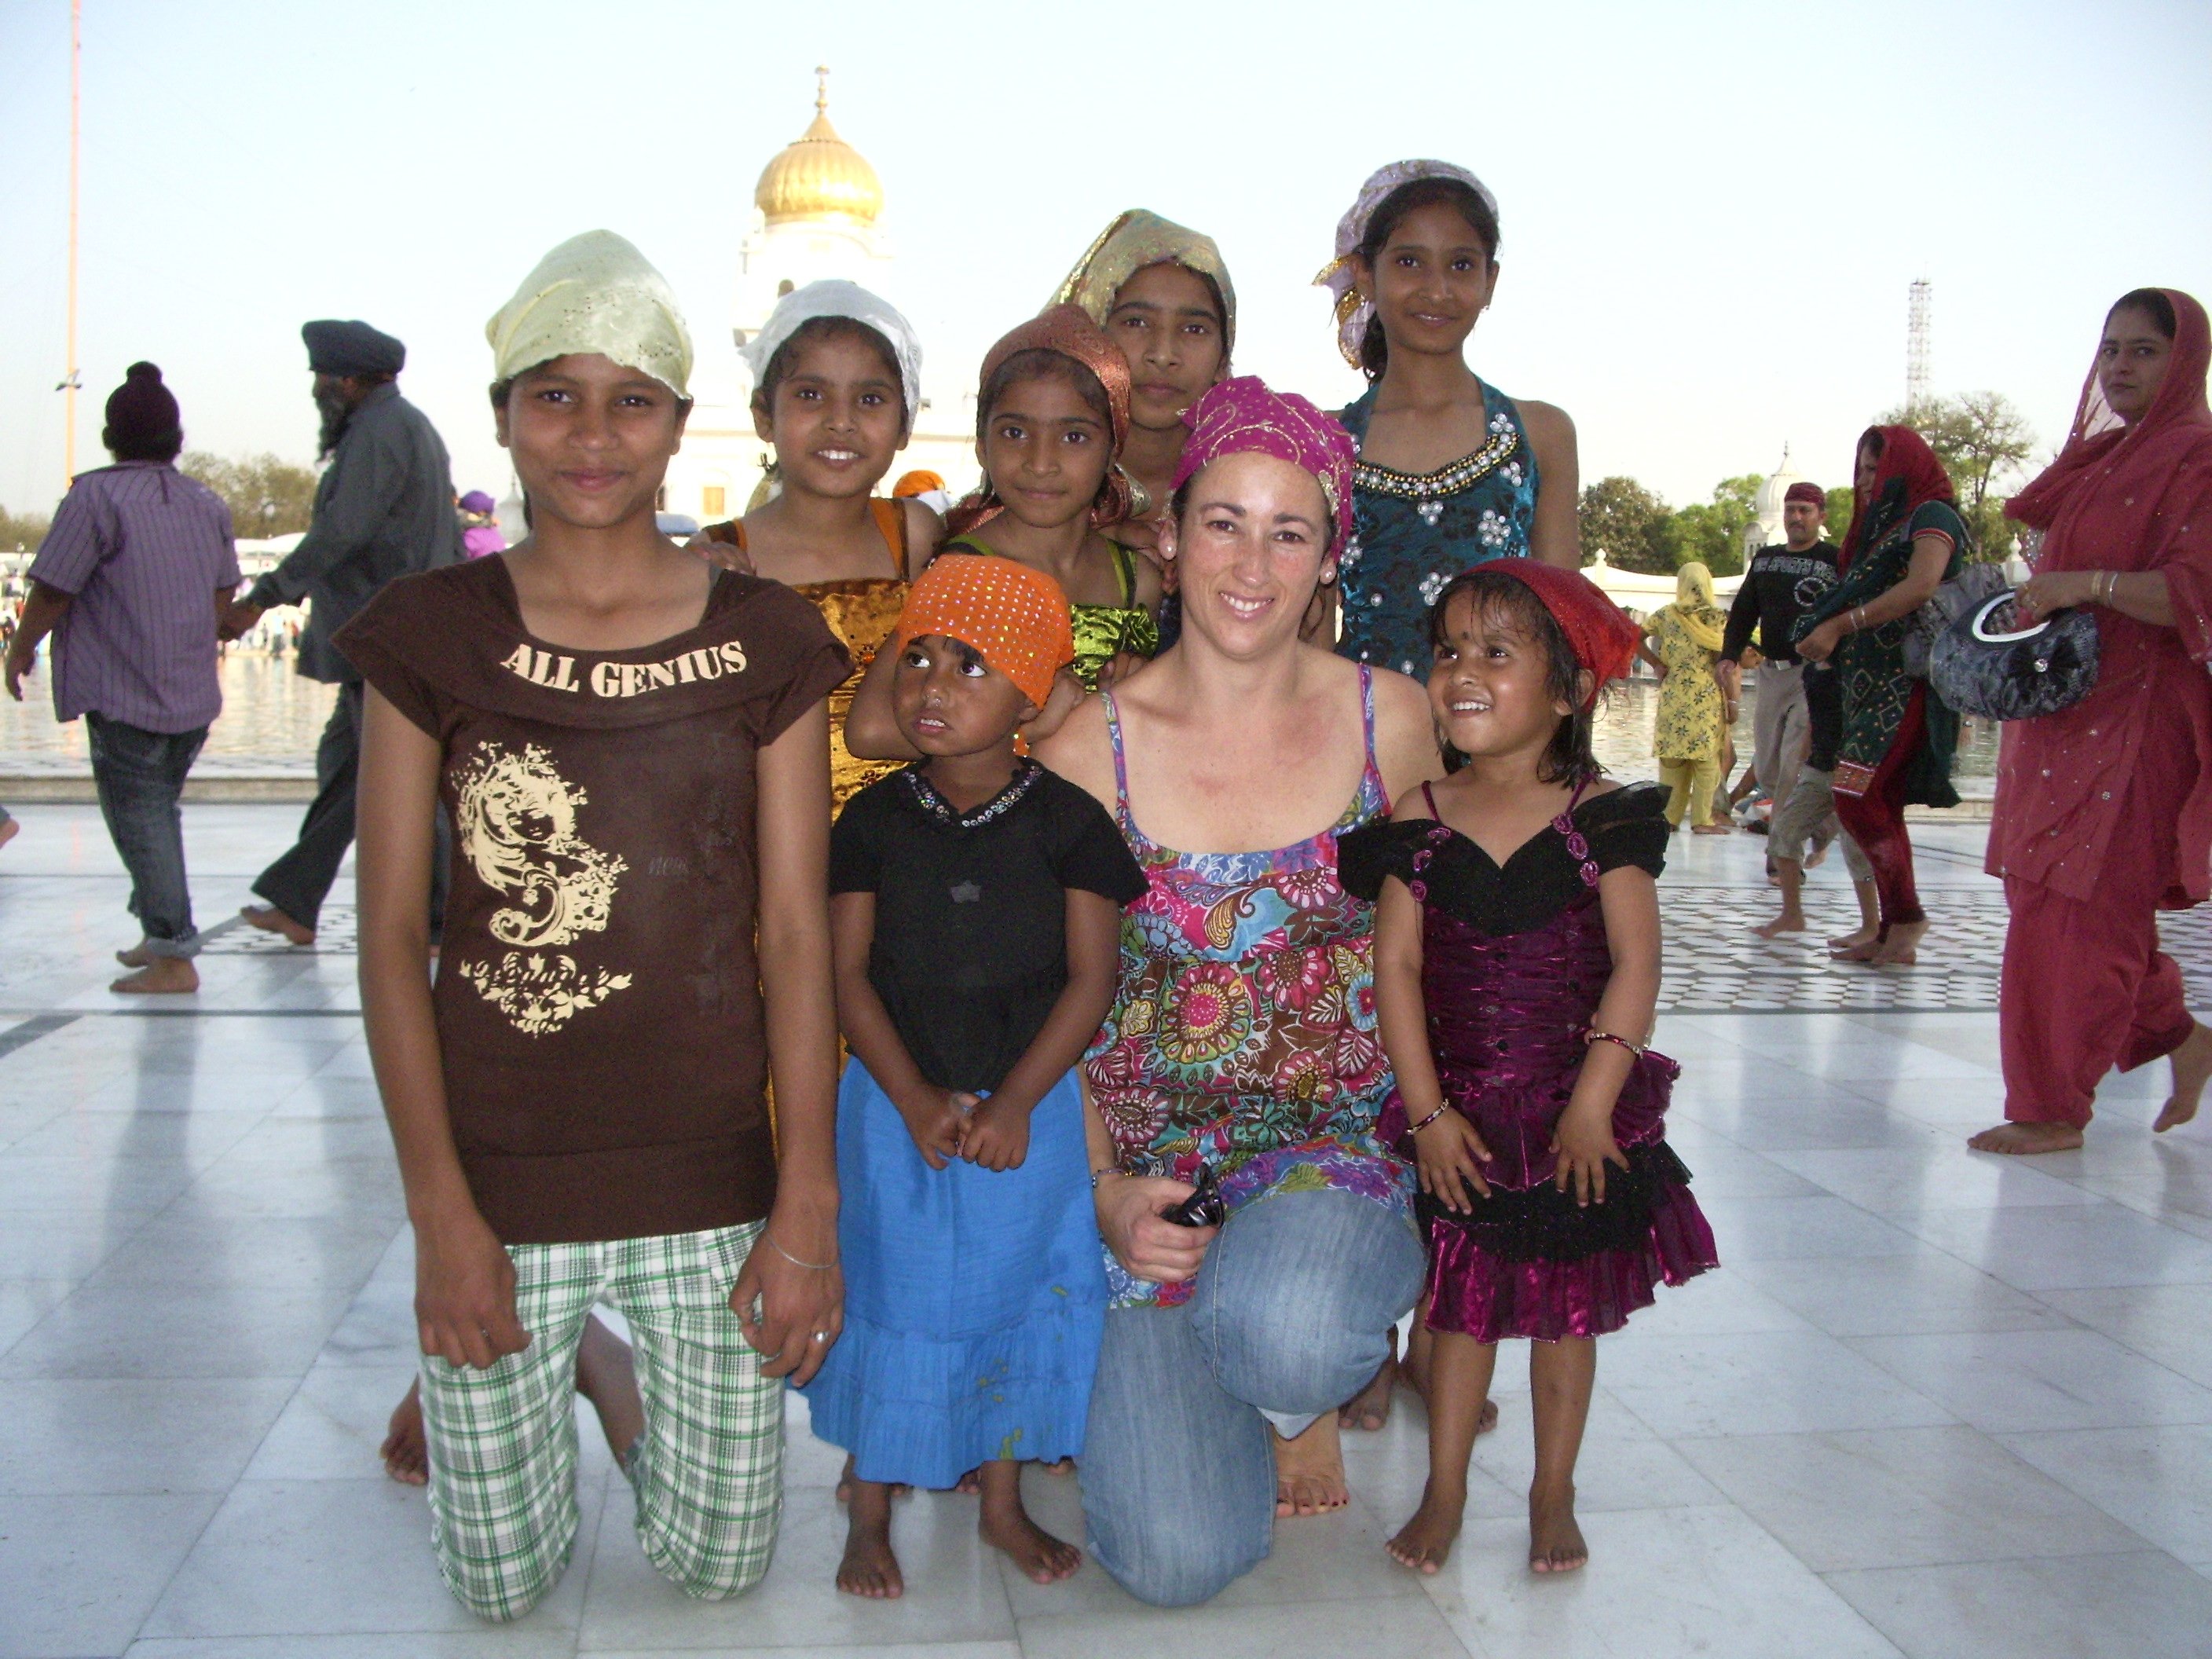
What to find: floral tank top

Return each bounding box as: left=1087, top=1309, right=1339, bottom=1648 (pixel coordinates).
left=1083, top=666, right=1415, bottom=1309
left=1335, top=379, right=1540, bottom=678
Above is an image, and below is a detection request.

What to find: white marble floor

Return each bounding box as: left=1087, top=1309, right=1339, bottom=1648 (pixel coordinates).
left=2, top=805, right=2211, bottom=1659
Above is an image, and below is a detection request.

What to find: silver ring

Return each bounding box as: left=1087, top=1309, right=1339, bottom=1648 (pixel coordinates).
left=811, top=1330, right=830, bottom=1342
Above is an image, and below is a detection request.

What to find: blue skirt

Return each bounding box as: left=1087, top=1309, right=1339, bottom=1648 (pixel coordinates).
left=800, top=1059, right=1106, bottom=1489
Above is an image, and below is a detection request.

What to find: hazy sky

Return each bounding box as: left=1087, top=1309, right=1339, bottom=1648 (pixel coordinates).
left=3, top=0, right=2207, bottom=522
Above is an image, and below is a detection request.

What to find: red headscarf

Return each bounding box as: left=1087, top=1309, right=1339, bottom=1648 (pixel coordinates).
left=1840, top=423, right=1955, bottom=572
left=2005, top=288, right=2212, bottom=660
left=947, top=305, right=1134, bottom=537
left=1479, top=561, right=1641, bottom=708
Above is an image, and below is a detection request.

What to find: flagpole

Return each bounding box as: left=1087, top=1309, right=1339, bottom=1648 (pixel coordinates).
left=63, top=0, right=82, bottom=482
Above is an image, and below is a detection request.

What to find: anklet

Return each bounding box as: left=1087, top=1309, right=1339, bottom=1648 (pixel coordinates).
left=763, top=1232, right=834, bottom=1272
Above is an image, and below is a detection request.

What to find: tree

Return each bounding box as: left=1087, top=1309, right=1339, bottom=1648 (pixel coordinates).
left=0, top=507, right=52, bottom=553
left=181, top=452, right=320, bottom=540
left=1877, top=392, right=2036, bottom=561
left=1826, top=485, right=1855, bottom=542
left=1577, top=475, right=1672, bottom=574
left=1661, top=474, right=1762, bottom=577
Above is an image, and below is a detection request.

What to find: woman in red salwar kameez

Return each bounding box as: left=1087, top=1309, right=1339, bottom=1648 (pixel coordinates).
left=1972, top=288, right=2212, bottom=1154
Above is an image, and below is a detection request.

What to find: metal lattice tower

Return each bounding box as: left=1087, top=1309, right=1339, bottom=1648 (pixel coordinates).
left=1906, top=279, right=1932, bottom=409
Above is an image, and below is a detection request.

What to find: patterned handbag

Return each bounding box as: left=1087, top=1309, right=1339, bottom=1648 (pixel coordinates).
left=1927, top=588, right=2100, bottom=721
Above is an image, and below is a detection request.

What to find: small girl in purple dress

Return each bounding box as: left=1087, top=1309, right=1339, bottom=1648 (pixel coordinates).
left=1342, top=561, right=1717, bottom=1578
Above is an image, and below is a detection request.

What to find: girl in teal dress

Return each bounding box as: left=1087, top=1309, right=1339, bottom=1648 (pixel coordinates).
left=1317, top=160, right=1584, bottom=677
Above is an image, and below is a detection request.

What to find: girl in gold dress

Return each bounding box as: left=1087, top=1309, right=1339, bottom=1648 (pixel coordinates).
left=702, top=281, right=939, bottom=811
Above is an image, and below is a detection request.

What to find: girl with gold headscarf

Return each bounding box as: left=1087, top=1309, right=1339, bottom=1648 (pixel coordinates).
left=1639, top=562, right=1734, bottom=832
left=342, top=230, right=850, bottom=1617
left=1054, top=211, right=1236, bottom=555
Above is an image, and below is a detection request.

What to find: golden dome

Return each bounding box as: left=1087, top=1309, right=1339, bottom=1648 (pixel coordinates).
left=754, top=68, right=883, bottom=227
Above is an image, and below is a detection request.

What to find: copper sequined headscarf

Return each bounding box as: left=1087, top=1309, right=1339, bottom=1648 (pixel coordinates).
left=946, top=304, right=1135, bottom=537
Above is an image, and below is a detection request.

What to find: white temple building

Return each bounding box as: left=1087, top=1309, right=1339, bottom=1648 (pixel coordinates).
left=661, top=71, right=978, bottom=528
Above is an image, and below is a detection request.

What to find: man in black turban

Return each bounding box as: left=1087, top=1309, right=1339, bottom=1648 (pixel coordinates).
left=223, top=319, right=460, bottom=944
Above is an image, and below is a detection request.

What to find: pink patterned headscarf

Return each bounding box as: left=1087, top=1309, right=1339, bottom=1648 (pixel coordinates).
left=1173, top=375, right=1357, bottom=555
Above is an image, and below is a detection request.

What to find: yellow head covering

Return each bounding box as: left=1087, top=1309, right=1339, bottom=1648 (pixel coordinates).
left=1053, top=209, right=1236, bottom=361
left=485, top=230, right=693, bottom=398
left=1668, top=562, right=1728, bottom=653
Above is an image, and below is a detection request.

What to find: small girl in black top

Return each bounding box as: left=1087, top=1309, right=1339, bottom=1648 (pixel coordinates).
left=804, top=554, right=1146, bottom=1600
left=1342, top=562, right=1717, bottom=1579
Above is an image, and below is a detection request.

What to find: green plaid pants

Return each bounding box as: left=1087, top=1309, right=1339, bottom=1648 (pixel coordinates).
left=419, top=1221, right=783, bottom=1621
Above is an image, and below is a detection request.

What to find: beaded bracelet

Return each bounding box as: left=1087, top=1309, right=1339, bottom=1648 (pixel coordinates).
left=1584, top=1027, right=1647, bottom=1058
left=1408, top=1104, right=1452, bottom=1134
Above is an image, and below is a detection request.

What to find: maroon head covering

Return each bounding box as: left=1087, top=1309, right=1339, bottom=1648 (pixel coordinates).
left=1173, top=375, right=1357, bottom=555
left=1784, top=481, right=1826, bottom=508
left=1477, top=561, right=1640, bottom=708
left=947, top=304, right=1134, bottom=537
left=1840, top=424, right=1954, bottom=571
left=2005, top=289, right=2212, bottom=659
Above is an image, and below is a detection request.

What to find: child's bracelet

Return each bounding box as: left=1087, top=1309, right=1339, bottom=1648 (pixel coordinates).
left=1584, top=1027, right=1648, bottom=1058
left=1089, top=1165, right=1124, bottom=1189
left=762, top=1232, right=835, bottom=1272
left=1408, top=1104, right=1452, bottom=1134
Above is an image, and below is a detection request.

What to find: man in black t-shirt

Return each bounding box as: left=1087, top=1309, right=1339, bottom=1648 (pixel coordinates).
left=1719, top=482, right=1840, bottom=815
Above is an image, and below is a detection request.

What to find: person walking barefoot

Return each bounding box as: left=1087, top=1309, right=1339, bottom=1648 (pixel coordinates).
left=1972, top=290, right=2212, bottom=1155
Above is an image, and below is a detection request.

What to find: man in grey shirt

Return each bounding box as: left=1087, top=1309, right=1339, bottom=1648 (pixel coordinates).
left=223, top=320, right=460, bottom=943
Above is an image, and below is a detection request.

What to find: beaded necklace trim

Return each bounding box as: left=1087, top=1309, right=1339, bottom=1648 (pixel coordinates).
left=1353, top=427, right=1519, bottom=502
left=900, top=758, right=1042, bottom=830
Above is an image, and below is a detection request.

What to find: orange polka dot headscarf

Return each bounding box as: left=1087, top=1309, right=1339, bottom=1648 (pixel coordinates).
left=892, top=554, right=1075, bottom=710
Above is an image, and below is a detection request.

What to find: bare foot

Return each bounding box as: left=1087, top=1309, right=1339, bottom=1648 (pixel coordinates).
left=1339, top=1329, right=1398, bottom=1431
left=241, top=903, right=315, bottom=947
left=380, top=1379, right=428, bottom=1485
left=833, top=1453, right=910, bottom=1506
left=1753, top=914, right=1807, bottom=938
left=837, top=1482, right=903, bottom=1599
left=574, top=1314, right=646, bottom=1472
left=1805, top=840, right=1831, bottom=870
left=1042, top=1458, right=1076, bottom=1478
left=0, top=817, right=17, bottom=851
left=2156, top=1021, right=2212, bottom=1133
left=1691, top=822, right=1733, bottom=835
left=1386, top=1479, right=1465, bottom=1575
left=1872, top=918, right=1927, bottom=965
left=1529, top=1485, right=1588, bottom=1573
left=1478, top=1397, right=1500, bottom=1436
left=112, top=958, right=198, bottom=994
left=954, top=1466, right=982, bottom=1495
left=1274, top=1415, right=1350, bottom=1517
left=978, top=1463, right=1082, bottom=1584
left=115, top=941, right=152, bottom=968
left=1968, top=1121, right=2085, bottom=1155
left=1830, top=937, right=1884, bottom=963
left=1828, top=924, right=1878, bottom=950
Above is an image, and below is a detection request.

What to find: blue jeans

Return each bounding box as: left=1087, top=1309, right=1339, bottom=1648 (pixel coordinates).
left=86, top=713, right=207, bottom=958
left=1080, top=1188, right=1424, bottom=1607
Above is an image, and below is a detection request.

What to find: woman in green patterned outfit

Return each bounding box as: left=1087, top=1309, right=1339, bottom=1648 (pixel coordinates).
left=1794, top=425, right=1966, bottom=965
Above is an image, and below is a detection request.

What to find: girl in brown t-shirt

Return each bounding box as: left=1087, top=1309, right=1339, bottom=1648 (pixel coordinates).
left=341, top=231, right=848, bottom=1621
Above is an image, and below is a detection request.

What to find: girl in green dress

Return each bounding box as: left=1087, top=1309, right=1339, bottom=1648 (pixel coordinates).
left=940, top=306, right=1163, bottom=691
